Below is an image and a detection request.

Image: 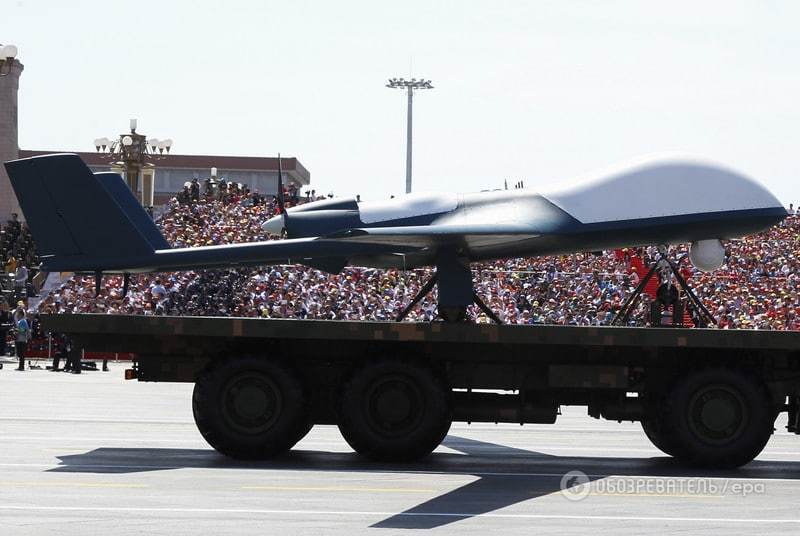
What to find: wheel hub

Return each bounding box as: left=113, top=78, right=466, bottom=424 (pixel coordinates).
left=222, top=373, right=282, bottom=435
left=234, top=385, right=269, bottom=419
left=365, top=376, right=423, bottom=438
left=689, top=385, right=746, bottom=445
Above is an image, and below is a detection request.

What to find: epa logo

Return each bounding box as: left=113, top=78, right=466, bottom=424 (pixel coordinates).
left=560, top=470, right=591, bottom=501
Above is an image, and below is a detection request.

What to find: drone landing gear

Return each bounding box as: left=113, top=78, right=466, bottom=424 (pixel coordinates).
left=396, top=251, right=502, bottom=324
left=612, top=249, right=716, bottom=327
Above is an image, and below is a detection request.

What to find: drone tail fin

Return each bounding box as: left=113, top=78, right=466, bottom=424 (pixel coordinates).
left=4, top=153, right=169, bottom=272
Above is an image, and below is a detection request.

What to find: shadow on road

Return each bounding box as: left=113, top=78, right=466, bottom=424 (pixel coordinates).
left=48, top=435, right=800, bottom=529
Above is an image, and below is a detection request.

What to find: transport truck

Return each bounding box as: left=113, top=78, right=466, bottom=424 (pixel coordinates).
left=41, top=314, right=800, bottom=469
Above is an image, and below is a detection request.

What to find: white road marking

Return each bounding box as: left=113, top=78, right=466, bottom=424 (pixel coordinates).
left=0, top=417, right=194, bottom=425
left=0, top=481, right=147, bottom=488
left=241, top=485, right=435, bottom=493
left=6, top=436, right=205, bottom=443
left=0, top=505, right=798, bottom=524
left=0, top=462, right=797, bottom=482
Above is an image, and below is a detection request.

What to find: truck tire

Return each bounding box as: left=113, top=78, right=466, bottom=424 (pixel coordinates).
left=660, top=367, right=775, bottom=468
left=641, top=417, right=680, bottom=458
left=192, top=357, right=310, bottom=460
left=640, top=393, right=681, bottom=458
left=337, top=359, right=451, bottom=461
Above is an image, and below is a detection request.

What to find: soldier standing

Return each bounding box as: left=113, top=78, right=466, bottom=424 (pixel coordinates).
left=51, top=334, right=71, bottom=372
left=65, top=342, right=82, bottom=374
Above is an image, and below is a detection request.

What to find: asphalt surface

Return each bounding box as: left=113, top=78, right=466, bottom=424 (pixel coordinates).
left=1, top=359, right=799, bottom=535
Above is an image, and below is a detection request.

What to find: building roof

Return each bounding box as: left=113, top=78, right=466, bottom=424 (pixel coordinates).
left=18, top=150, right=311, bottom=186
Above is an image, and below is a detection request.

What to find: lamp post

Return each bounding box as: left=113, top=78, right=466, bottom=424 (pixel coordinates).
left=0, top=44, right=18, bottom=76
left=386, top=77, right=433, bottom=194
left=93, top=119, right=172, bottom=206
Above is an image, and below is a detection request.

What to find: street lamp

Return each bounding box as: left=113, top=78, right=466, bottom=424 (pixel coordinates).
left=0, top=44, right=18, bottom=76
left=386, top=77, right=433, bottom=194
left=93, top=120, right=173, bottom=206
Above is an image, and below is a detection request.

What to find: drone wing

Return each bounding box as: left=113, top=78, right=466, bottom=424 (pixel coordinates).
left=4, top=153, right=421, bottom=274
left=324, top=224, right=541, bottom=250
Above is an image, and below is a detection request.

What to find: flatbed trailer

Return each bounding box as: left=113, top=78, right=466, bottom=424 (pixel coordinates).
left=41, top=314, right=800, bottom=468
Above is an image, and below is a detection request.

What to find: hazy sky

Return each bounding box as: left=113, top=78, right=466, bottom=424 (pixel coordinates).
left=5, top=1, right=799, bottom=204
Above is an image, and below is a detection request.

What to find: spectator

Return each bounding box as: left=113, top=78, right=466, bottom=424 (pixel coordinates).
left=15, top=263, right=28, bottom=297
left=5, top=255, right=16, bottom=274
left=15, top=308, right=30, bottom=371
left=151, top=278, right=168, bottom=301
left=190, top=178, right=201, bottom=203
left=13, top=300, right=25, bottom=322
left=7, top=213, right=20, bottom=235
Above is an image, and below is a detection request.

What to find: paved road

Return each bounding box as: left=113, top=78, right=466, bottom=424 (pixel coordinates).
left=1, top=361, right=799, bottom=535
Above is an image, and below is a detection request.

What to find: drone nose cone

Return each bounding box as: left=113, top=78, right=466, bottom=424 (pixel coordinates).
left=262, top=214, right=285, bottom=236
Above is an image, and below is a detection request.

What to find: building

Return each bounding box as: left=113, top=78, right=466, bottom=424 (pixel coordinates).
left=18, top=150, right=311, bottom=206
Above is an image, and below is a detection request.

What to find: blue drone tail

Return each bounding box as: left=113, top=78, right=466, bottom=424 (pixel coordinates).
left=4, top=153, right=169, bottom=273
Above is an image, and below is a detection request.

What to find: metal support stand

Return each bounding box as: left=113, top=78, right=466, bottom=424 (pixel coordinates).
left=613, top=262, right=660, bottom=326
left=395, top=254, right=504, bottom=324
left=670, top=261, right=717, bottom=326
left=612, top=250, right=716, bottom=327
left=396, top=274, right=438, bottom=322
left=473, top=291, right=503, bottom=324
left=122, top=273, right=130, bottom=298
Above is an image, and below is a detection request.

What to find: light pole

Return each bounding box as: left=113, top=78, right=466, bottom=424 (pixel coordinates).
left=386, top=77, right=433, bottom=194
left=93, top=119, right=173, bottom=206
left=0, top=44, right=18, bottom=76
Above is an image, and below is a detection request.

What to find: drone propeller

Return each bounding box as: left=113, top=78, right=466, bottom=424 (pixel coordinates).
left=277, top=153, right=286, bottom=214
left=260, top=154, right=292, bottom=237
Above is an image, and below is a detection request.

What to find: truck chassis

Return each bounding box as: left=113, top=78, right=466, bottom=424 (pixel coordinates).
left=41, top=314, right=800, bottom=468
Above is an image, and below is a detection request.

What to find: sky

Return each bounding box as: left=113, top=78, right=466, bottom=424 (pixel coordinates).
left=4, top=0, right=800, bottom=204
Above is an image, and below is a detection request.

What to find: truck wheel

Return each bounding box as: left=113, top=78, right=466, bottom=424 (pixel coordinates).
left=337, top=359, right=451, bottom=461
left=661, top=367, right=775, bottom=468
left=192, top=357, right=309, bottom=460
left=641, top=394, right=680, bottom=458
left=641, top=416, right=679, bottom=458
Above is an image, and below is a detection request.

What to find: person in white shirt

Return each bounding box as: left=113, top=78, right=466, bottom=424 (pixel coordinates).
left=151, top=278, right=168, bottom=301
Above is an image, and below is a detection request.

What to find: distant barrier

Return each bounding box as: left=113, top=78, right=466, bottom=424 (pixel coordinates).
left=23, top=334, right=134, bottom=361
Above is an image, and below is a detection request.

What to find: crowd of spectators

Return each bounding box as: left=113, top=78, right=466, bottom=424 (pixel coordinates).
left=28, top=183, right=799, bottom=330
left=1, top=213, right=38, bottom=303
left=1, top=213, right=37, bottom=269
